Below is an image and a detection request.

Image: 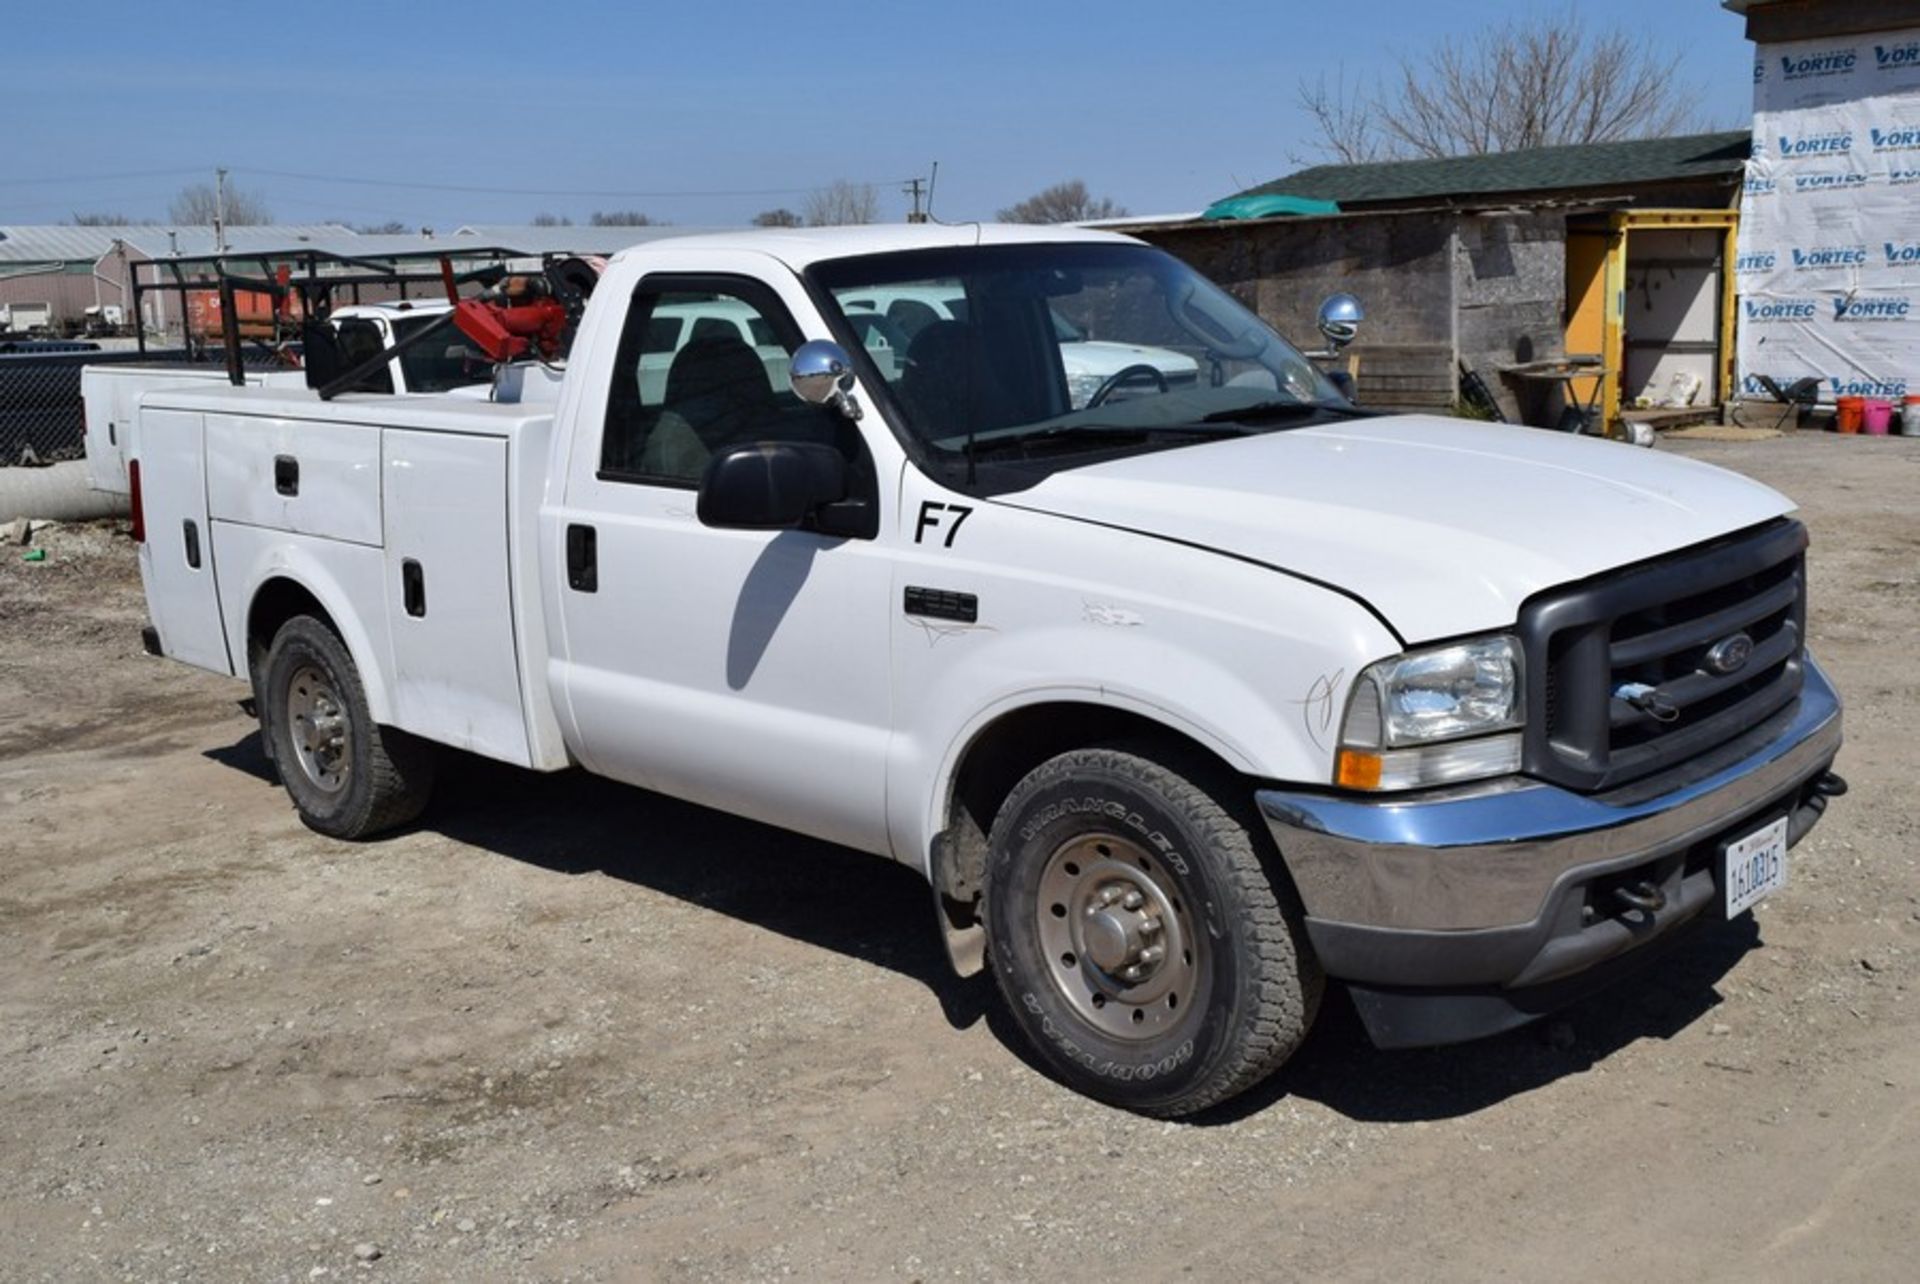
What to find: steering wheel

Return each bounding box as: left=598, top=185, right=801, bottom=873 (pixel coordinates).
left=1087, top=363, right=1170, bottom=407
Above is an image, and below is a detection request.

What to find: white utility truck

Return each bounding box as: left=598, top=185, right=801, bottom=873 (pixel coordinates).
left=129, top=224, right=1844, bottom=1116
left=82, top=302, right=495, bottom=496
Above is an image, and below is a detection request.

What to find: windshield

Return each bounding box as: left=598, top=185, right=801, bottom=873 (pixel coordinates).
left=392, top=314, right=494, bottom=394
left=812, top=243, right=1346, bottom=475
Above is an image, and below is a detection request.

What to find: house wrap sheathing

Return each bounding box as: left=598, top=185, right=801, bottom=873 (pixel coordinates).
left=1738, top=31, right=1920, bottom=402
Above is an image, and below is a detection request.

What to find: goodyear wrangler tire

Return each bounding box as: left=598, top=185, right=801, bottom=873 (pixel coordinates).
left=983, top=743, right=1322, bottom=1116
left=262, top=615, right=435, bottom=840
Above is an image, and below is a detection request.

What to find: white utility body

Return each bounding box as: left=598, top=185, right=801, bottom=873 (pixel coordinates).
left=130, top=224, right=1844, bottom=1116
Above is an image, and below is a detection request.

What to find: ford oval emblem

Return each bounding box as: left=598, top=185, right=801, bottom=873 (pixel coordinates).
left=1704, top=632, right=1755, bottom=676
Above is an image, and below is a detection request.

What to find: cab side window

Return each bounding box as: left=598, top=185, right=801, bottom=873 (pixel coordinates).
left=601, top=284, right=850, bottom=487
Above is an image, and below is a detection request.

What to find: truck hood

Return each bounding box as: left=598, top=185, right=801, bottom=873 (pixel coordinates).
left=1004, top=415, right=1796, bottom=643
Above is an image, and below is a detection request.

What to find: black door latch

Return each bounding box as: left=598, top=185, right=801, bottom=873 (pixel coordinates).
left=566, top=524, right=597, bottom=593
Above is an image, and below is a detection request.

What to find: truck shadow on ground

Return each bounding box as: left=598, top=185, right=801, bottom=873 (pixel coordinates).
left=207, top=731, right=997, bottom=1032
left=1204, top=917, right=1756, bottom=1127
left=208, top=731, right=1759, bottom=1126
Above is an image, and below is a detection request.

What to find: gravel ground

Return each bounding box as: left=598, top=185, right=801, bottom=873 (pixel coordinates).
left=1, top=431, right=1915, bottom=1282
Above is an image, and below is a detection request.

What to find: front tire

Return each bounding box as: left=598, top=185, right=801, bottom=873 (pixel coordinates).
left=261, top=615, right=434, bottom=839
left=983, top=744, right=1322, bottom=1116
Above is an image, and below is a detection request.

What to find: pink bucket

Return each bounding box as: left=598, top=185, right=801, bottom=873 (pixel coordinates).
left=1863, top=399, right=1894, bottom=434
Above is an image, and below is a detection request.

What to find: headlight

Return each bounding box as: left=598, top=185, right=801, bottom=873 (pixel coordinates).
left=1066, top=371, right=1106, bottom=408
left=1335, top=635, right=1523, bottom=790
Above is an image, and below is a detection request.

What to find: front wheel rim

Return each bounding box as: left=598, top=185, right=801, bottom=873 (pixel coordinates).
left=285, top=662, right=351, bottom=794
left=1034, top=832, right=1201, bottom=1041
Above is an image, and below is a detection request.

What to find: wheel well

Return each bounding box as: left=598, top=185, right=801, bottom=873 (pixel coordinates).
left=935, top=703, right=1248, bottom=916
left=246, top=578, right=337, bottom=679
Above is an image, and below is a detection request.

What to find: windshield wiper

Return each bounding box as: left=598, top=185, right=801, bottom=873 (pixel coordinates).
left=1197, top=400, right=1366, bottom=425
left=965, top=422, right=1252, bottom=458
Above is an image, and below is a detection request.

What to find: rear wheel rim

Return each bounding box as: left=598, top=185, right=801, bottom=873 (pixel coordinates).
left=1035, top=831, right=1200, bottom=1041
left=285, top=663, right=351, bottom=794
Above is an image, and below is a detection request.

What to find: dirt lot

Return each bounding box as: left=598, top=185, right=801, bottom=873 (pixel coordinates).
left=1, top=432, right=1915, bottom=1283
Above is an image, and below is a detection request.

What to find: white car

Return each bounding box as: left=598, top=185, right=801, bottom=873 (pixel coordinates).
left=635, top=298, right=790, bottom=403
left=837, top=284, right=1199, bottom=408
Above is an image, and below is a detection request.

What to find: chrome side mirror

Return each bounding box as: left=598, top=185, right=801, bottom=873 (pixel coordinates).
left=1317, top=293, right=1365, bottom=350
left=789, top=339, right=862, bottom=421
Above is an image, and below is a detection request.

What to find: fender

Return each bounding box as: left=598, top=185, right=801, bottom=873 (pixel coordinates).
left=885, top=564, right=1397, bottom=977
left=214, top=525, right=398, bottom=724
left=919, top=681, right=1261, bottom=877
left=894, top=617, right=1392, bottom=876
left=915, top=682, right=1264, bottom=977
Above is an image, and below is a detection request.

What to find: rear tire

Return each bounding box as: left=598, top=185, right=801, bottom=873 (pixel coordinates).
left=983, top=742, right=1322, bottom=1117
left=261, top=615, right=434, bottom=839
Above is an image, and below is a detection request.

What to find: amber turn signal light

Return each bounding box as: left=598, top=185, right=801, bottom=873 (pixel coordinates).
left=1335, top=749, right=1382, bottom=790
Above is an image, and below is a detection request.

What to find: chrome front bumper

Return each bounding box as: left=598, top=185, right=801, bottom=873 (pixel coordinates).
left=1256, top=656, right=1842, bottom=1010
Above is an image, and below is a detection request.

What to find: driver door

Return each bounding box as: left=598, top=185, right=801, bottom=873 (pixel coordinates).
left=550, top=270, right=895, bottom=856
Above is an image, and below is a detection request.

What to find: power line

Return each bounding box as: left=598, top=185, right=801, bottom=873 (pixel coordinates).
left=0, top=167, right=205, bottom=189
left=0, top=193, right=176, bottom=214
left=236, top=167, right=918, bottom=201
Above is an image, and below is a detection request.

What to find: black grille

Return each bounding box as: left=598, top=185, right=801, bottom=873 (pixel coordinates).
left=1518, top=519, right=1808, bottom=793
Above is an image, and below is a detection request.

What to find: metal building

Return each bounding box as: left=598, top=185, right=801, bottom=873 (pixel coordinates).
left=0, top=225, right=356, bottom=335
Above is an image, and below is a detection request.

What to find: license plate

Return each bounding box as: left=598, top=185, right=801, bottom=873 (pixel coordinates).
left=1723, top=815, right=1789, bottom=918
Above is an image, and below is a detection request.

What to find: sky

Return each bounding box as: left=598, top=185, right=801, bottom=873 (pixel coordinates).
left=2, top=0, right=1759, bottom=230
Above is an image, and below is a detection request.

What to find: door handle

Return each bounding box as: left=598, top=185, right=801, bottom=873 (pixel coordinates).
left=273, top=455, right=299, bottom=496
left=182, top=518, right=201, bottom=569
left=566, top=524, right=598, bottom=593
left=401, top=558, right=426, bottom=617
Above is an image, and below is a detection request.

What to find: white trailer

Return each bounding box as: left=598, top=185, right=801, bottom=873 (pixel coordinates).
left=1, top=301, right=54, bottom=334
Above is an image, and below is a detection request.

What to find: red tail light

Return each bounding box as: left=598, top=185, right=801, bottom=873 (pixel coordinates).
left=128, top=458, right=145, bottom=543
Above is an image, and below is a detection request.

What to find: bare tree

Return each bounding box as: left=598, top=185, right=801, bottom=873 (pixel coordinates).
left=997, top=180, right=1128, bottom=224
left=804, top=181, right=880, bottom=227
left=530, top=212, right=574, bottom=227
left=752, top=207, right=803, bottom=228
left=68, top=211, right=147, bottom=227
left=1298, top=10, right=1702, bottom=163
left=590, top=210, right=657, bottom=226
left=351, top=220, right=411, bottom=235
left=169, top=182, right=271, bottom=225
left=1295, top=71, right=1393, bottom=166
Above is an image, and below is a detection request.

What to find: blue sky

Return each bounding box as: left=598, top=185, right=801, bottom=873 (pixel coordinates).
left=3, top=0, right=1756, bottom=229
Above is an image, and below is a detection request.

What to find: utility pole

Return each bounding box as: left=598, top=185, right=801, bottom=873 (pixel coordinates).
left=903, top=162, right=940, bottom=224
left=214, top=167, right=229, bottom=253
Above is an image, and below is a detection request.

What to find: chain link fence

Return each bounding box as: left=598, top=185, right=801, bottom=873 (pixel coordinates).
left=0, top=346, right=285, bottom=468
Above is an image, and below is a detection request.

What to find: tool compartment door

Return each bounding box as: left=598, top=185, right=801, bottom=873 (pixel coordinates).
left=381, top=428, right=531, bottom=766
left=206, top=413, right=382, bottom=546
left=133, top=408, right=233, bottom=674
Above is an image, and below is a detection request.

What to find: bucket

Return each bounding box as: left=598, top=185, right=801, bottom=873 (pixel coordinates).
left=1836, top=395, right=1865, bottom=433
left=1902, top=395, right=1920, bottom=436
left=1863, top=399, right=1894, bottom=434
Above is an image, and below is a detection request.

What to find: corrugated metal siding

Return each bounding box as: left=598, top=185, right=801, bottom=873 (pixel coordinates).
left=0, top=266, right=132, bottom=324
left=0, top=224, right=358, bottom=266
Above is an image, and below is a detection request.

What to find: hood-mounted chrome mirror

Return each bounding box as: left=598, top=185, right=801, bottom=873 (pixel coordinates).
left=789, top=339, right=863, bottom=421
left=1317, top=293, right=1364, bottom=350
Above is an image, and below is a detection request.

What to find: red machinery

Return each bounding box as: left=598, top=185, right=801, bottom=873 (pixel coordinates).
left=451, top=293, right=569, bottom=363
left=445, top=254, right=602, bottom=364
left=314, top=254, right=604, bottom=399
